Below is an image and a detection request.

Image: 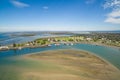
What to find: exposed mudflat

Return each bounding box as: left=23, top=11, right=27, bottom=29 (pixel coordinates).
left=22, top=49, right=120, bottom=80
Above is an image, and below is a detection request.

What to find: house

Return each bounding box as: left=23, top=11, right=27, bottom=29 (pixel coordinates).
left=0, top=46, right=9, bottom=50
left=86, top=38, right=92, bottom=41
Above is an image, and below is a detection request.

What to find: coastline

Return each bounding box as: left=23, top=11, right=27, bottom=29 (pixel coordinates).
left=0, top=41, right=120, bottom=51
left=22, top=49, right=120, bottom=80
left=23, top=48, right=120, bottom=71
left=0, top=42, right=119, bottom=69
left=1, top=49, right=120, bottom=80
left=75, top=41, right=120, bottom=49
left=71, top=48, right=120, bottom=71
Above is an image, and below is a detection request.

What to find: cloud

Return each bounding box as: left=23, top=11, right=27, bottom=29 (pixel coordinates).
left=10, top=0, right=30, bottom=8
left=43, top=6, right=49, bottom=10
left=104, top=0, right=120, bottom=24
left=103, top=0, right=120, bottom=9
left=85, top=0, right=96, bottom=4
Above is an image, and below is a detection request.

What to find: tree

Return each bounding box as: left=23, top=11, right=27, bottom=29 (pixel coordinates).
left=68, top=38, right=73, bottom=41
left=13, top=43, right=17, bottom=47
left=40, top=40, right=46, bottom=45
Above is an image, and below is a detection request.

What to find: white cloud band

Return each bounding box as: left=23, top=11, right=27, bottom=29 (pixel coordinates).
left=11, top=0, right=30, bottom=8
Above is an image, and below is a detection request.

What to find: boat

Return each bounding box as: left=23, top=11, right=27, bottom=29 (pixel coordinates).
left=55, top=43, right=60, bottom=46
left=70, top=43, right=73, bottom=45
left=18, top=47, right=22, bottom=50
left=48, top=44, right=52, bottom=46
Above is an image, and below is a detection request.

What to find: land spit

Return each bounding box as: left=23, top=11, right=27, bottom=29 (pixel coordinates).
left=20, top=49, right=120, bottom=80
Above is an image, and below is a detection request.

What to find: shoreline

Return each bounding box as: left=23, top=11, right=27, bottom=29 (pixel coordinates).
left=75, top=41, right=120, bottom=49
left=71, top=48, right=120, bottom=71
left=0, top=41, right=120, bottom=70
left=24, top=48, right=120, bottom=71
left=0, top=41, right=120, bottom=51
left=4, top=49, right=120, bottom=80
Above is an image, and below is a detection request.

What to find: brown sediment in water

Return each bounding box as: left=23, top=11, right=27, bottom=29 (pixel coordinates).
left=22, top=49, right=120, bottom=80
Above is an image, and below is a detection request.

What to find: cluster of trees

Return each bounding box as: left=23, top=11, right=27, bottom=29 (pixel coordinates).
left=76, top=33, right=120, bottom=42
left=13, top=43, right=24, bottom=47
left=36, top=39, right=48, bottom=45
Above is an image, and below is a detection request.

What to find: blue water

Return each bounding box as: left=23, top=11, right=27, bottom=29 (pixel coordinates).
left=0, top=43, right=120, bottom=69
left=0, top=33, right=71, bottom=45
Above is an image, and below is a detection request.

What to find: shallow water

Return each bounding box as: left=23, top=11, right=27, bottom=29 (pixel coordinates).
left=0, top=43, right=120, bottom=70
left=0, top=33, right=71, bottom=45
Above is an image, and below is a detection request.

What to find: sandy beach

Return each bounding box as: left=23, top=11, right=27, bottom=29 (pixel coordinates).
left=0, top=49, right=120, bottom=80
left=22, top=49, right=120, bottom=80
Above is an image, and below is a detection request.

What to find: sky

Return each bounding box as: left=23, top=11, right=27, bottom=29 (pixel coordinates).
left=0, top=0, right=120, bottom=32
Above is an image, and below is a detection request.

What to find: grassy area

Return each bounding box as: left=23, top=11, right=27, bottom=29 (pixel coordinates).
left=0, top=49, right=119, bottom=80
left=1, top=34, right=120, bottom=51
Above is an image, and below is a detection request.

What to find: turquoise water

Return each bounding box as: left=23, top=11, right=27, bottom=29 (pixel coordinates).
left=0, top=43, right=120, bottom=69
